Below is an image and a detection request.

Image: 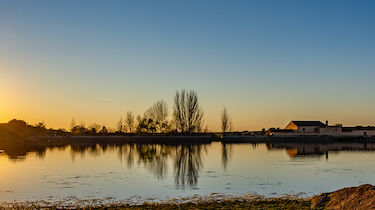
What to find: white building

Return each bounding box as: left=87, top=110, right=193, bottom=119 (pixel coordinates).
left=268, top=121, right=375, bottom=137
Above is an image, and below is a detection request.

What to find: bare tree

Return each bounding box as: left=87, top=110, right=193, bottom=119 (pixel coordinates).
left=145, top=100, right=168, bottom=123
left=173, top=90, right=186, bottom=132
left=70, top=118, right=76, bottom=132
left=117, top=117, right=123, bottom=132
left=221, top=107, right=232, bottom=134
left=145, top=100, right=170, bottom=133
left=173, top=90, right=204, bottom=133
left=124, top=111, right=135, bottom=133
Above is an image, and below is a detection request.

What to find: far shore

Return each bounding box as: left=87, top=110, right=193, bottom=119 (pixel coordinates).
left=30, top=134, right=375, bottom=145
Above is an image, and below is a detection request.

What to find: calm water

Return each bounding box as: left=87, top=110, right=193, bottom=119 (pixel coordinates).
left=0, top=141, right=375, bottom=202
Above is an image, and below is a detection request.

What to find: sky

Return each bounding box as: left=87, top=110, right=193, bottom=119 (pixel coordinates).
left=0, top=0, right=374, bottom=131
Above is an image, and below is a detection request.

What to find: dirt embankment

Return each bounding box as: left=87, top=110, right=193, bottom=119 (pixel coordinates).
left=311, top=184, right=375, bottom=209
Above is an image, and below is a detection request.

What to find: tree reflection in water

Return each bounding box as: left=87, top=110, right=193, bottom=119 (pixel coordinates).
left=135, top=144, right=172, bottom=180
left=117, top=144, right=136, bottom=167
left=173, top=144, right=205, bottom=187
left=221, top=143, right=232, bottom=171
left=113, top=143, right=206, bottom=187
left=1, top=142, right=208, bottom=187
left=4, top=141, right=375, bottom=189
left=0, top=142, right=211, bottom=189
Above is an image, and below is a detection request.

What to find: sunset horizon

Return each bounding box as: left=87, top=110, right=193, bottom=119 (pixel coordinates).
left=1, top=1, right=375, bottom=209
left=1, top=1, right=374, bottom=132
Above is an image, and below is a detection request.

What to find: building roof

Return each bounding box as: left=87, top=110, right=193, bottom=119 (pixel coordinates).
left=291, top=121, right=326, bottom=127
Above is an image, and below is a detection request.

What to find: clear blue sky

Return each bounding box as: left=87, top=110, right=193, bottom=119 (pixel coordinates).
left=0, top=0, right=374, bottom=131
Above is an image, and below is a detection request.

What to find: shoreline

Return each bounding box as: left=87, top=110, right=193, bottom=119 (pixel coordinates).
left=31, top=135, right=375, bottom=145
left=0, top=184, right=373, bottom=209
left=0, top=196, right=311, bottom=209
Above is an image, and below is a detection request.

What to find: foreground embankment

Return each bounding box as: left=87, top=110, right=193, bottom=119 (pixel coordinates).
left=0, top=185, right=374, bottom=209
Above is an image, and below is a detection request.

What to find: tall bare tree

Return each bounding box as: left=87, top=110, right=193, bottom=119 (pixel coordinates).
left=124, top=111, right=135, bottom=133
left=173, top=90, right=186, bottom=132
left=173, top=90, right=203, bottom=133
left=221, top=107, right=232, bottom=134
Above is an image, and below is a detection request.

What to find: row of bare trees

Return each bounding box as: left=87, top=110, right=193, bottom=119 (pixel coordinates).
left=69, top=89, right=233, bottom=135
left=117, top=89, right=206, bottom=134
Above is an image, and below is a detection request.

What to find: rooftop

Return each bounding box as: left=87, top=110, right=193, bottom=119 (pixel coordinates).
left=291, top=121, right=326, bottom=127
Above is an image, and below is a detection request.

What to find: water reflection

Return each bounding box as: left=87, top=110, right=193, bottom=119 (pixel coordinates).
left=221, top=143, right=232, bottom=171
left=58, top=143, right=206, bottom=187
left=134, top=144, right=171, bottom=180
left=267, top=142, right=375, bottom=159
left=174, top=145, right=205, bottom=187
left=2, top=141, right=375, bottom=187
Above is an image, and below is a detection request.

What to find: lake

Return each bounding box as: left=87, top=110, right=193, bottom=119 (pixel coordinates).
left=0, top=141, right=375, bottom=202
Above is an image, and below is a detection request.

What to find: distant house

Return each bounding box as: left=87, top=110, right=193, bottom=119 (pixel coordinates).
left=285, top=121, right=326, bottom=133
left=268, top=120, right=375, bottom=137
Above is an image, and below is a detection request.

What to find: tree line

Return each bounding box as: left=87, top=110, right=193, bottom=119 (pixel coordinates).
left=70, top=89, right=233, bottom=135
left=0, top=89, right=233, bottom=137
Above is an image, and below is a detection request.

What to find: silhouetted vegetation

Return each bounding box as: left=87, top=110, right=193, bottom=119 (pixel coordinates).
left=0, top=90, right=239, bottom=138
left=172, top=89, right=204, bottom=134
left=71, top=124, right=88, bottom=135
left=0, top=119, right=69, bottom=137
left=65, top=90, right=207, bottom=135
left=124, top=111, right=135, bottom=133
left=88, top=123, right=101, bottom=133
left=144, top=100, right=171, bottom=133
left=117, top=117, right=123, bottom=133
left=136, top=115, right=157, bottom=133
left=221, top=107, right=232, bottom=135
left=70, top=118, right=76, bottom=131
